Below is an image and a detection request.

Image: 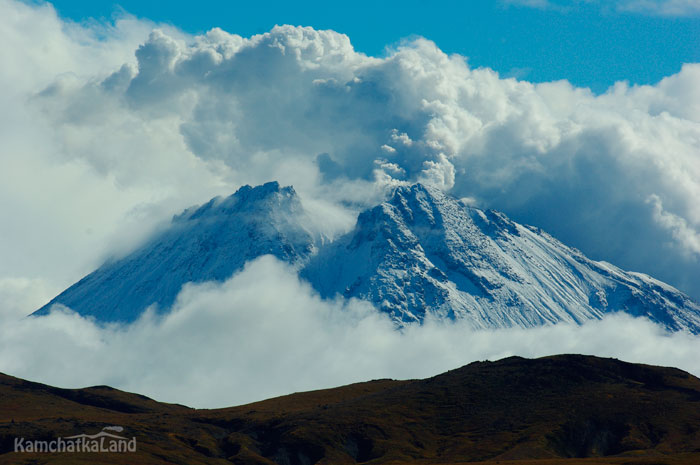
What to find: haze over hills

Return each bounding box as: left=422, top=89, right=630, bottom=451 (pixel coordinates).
left=32, top=182, right=700, bottom=333
left=2, top=355, right=700, bottom=464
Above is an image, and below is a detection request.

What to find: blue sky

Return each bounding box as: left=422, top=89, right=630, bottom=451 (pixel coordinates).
left=45, top=0, right=700, bottom=93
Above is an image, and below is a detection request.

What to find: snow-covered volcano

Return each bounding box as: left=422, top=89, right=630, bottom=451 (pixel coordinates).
left=33, top=182, right=700, bottom=333
left=303, top=183, right=700, bottom=332
left=33, top=182, right=319, bottom=322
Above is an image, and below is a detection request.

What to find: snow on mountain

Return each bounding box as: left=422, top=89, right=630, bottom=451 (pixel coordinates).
left=32, top=182, right=319, bottom=322
left=302, top=184, right=700, bottom=333
left=32, top=181, right=700, bottom=333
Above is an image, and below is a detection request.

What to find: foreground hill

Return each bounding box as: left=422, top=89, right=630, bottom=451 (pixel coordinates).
left=31, top=182, right=700, bottom=332
left=1, top=355, right=700, bottom=464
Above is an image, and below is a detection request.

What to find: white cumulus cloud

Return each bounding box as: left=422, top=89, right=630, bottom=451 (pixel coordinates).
left=9, top=15, right=697, bottom=303
left=648, top=194, right=700, bottom=258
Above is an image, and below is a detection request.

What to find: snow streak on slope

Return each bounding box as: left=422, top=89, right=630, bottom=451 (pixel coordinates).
left=303, top=184, right=700, bottom=333
left=33, top=182, right=318, bottom=322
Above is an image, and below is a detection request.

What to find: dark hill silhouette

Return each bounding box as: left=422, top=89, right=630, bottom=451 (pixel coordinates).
left=1, top=355, right=700, bottom=464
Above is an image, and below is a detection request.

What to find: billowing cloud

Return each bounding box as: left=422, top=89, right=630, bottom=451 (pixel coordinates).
left=6, top=1, right=697, bottom=300
left=2, top=256, right=700, bottom=408
left=0, top=0, right=232, bottom=289
left=648, top=194, right=700, bottom=257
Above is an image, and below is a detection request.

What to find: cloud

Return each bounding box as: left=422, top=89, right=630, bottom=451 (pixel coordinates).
left=504, top=0, right=700, bottom=16
left=2, top=256, right=700, bottom=408
left=0, top=0, right=235, bottom=289
left=502, top=0, right=578, bottom=12
left=617, top=0, right=700, bottom=16
left=42, top=21, right=698, bottom=300
left=648, top=194, right=700, bottom=258
left=2, top=0, right=699, bottom=298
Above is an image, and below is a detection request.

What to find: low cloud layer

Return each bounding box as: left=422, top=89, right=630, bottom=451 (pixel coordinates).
left=1, top=256, right=699, bottom=408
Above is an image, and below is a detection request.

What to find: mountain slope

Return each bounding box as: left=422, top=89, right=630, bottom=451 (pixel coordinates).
left=2, top=355, right=700, bottom=464
left=32, top=181, right=700, bottom=332
left=33, top=182, right=319, bottom=323
left=302, top=183, right=700, bottom=332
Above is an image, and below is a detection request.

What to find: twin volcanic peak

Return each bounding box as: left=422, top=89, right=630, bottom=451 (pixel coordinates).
left=33, top=181, right=700, bottom=333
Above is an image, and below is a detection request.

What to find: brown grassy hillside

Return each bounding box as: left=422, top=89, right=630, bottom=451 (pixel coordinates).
left=1, top=355, right=699, bottom=464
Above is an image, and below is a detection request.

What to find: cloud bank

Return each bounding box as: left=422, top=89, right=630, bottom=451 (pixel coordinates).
left=2, top=256, right=700, bottom=408
left=0, top=0, right=699, bottom=406
left=3, top=0, right=698, bottom=299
